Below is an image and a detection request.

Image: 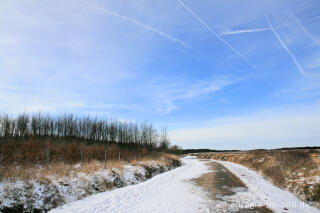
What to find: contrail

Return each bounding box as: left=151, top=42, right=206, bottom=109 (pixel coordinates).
left=291, top=14, right=320, bottom=46
left=103, top=9, right=191, bottom=48
left=265, top=15, right=306, bottom=75
left=222, top=28, right=270, bottom=36
left=303, top=15, right=320, bottom=23
left=176, top=0, right=259, bottom=72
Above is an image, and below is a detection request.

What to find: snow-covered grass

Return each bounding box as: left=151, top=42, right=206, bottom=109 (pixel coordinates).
left=0, top=156, right=181, bottom=212
left=215, top=160, right=320, bottom=213
left=49, top=157, right=210, bottom=213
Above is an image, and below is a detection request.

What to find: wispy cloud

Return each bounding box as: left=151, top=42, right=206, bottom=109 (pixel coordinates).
left=221, top=28, right=270, bottom=36
left=102, top=8, right=191, bottom=48
left=153, top=77, right=239, bottom=114
left=307, top=52, right=320, bottom=69
left=290, top=14, right=320, bottom=46
left=176, top=0, right=260, bottom=73
left=0, top=36, right=74, bottom=49
left=265, top=15, right=306, bottom=75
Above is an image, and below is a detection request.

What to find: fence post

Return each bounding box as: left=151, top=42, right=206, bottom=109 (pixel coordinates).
left=46, top=147, right=49, bottom=168
left=104, top=147, right=107, bottom=169
left=80, top=151, right=83, bottom=170
left=138, top=152, right=140, bottom=161
left=118, top=152, right=120, bottom=162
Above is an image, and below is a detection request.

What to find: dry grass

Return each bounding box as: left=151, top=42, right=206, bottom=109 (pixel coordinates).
left=197, top=149, right=320, bottom=206
left=0, top=150, right=181, bottom=212
left=0, top=139, right=168, bottom=181
left=131, top=153, right=180, bottom=164
left=0, top=153, right=180, bottom=182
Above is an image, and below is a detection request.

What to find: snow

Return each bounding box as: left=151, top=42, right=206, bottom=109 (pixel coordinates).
left=50, top=157, right=210, bottom=213
left=31, top=157, right=320, bottom=213
left=0, top=160, right=180, bottom=211
left=215, top=160, right=320, bottom=213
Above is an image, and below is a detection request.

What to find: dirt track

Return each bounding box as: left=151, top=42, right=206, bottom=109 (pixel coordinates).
left=193, top=161, right=273, bottom=213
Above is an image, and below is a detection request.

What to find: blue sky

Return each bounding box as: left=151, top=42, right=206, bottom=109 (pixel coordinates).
left=1, top=0, right=320, bottom=149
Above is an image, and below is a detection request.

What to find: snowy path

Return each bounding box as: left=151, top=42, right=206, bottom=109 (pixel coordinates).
left=50, top=157, right=210, bottom=213
left=215, top=160, right=320, bottom=213
left=50, top=158, right=320, bottom=213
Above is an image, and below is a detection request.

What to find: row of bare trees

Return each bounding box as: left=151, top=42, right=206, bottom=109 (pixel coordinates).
left=0, top=113, right=170, bottom=151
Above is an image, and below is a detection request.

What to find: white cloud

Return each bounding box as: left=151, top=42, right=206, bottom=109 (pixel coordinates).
left=171, top=104, right=320, bottom=149
left=0, top=36, right=78, bottom=50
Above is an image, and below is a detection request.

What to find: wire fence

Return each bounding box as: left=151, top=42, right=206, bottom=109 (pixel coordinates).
left=0, top=142, right=159, bottom=168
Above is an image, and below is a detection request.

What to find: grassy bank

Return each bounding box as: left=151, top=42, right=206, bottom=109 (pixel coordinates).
left=0, top=153, right=181, bottom=212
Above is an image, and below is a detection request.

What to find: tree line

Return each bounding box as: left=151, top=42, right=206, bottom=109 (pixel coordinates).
left=0, top=113, right=171, bottom=151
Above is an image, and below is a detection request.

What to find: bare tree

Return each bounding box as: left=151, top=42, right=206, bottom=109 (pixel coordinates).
left=0, top=112, right=171, bottom=151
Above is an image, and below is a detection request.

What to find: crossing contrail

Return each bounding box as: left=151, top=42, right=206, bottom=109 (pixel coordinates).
left=265, top=15, right=306, bottom=75
left=176, top=0, right=259, bottom=73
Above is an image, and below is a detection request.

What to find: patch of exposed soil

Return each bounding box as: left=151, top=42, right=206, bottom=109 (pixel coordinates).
left=193, top=161, right=273, bottom=213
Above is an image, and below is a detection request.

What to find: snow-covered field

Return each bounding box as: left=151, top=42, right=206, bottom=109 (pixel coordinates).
left=50, top=157, right=210, bottom=213
left=216, top=160, right=320, bottom=213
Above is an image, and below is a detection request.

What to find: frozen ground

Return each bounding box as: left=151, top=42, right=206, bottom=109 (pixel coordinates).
left=216, top=160, right=320, bottom=213
left=50, top=157, right=210, bottom=213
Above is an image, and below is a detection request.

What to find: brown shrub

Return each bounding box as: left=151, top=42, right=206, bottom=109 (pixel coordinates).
left=312, top=184, right=320, bottom=202
left=275, top=150, right=311, bottom=171
left=0, top=139, right=163, bottom=167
